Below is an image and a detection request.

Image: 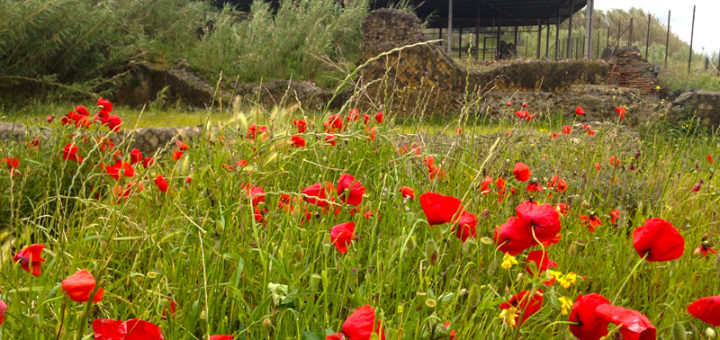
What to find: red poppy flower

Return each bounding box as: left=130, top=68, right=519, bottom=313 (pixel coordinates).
left=419, top=192, right=463, bottom=226
left=327, top=305, right=385, bottom=340
left=324, top=114, right=343, bottom=133
left=555, top=203, right=570, bottom=215
left=291, top=135, right=306, bottom=148
left=98, top=97, right=113, bottom=114
left=687, top=296, right=720, bottom=326
left=515, top=201, right=562, bottom=244
left=142, top=157, right=154, bottom=168
left=480, top=176, right=493, bottom=194
left=3, top=157, right=19, bottom=169
left=456, top=128, right=463, bottom=134
left=515, top=110, right=529, bottom=119
left=547, top=175, right=568, bottom=192
left=616, top=107, right=626, bottom=121
left=162, top=298, right=176, bottom=320
left=172, top=149, right=183, bottom=161
left=692, top=179, right=704, bottom=192
left=399, top=186, right=415, bottom=200
left=293, top=120, right=307, bottom=133
left=499, top=290, right=544, bottom=326
left=337, top=173, right=365, bottom=206
left=609, top=209, right=620, bottom=224
left=586, top=128, right=596, bottom=136
left=244, top=184, right=266, bottom=207
left=496, top=177, right=506, bottom=190
left=47, top=115, right=55, bottom=123
left=526, top=181, right=543, bottom=192
left=594, top=163, right=600, bottom=171
left=247, top=123, right=269, bottom=140
left=568, top=293, right=611, bottom=340
left=92, top=318, right=164, bottom=340
left=13, top=244, right=45, bottom=276
left=302, top=183, right=330, bottom=207
left=707, top=154, right=713, bottom=164
left=325, top=134, right=337, bottom=146
left=346, top=109, right=359, bottom=122
left=693, top=243, right=718, bottom=257
left=494, top=217, right=535, bottom=255
left=575, top=106, right=585, bottom=115
left=609, top=156, right=620, bottom=167
left=330, top=222, right=355, bottom=254
left=506, top=102, right=512, bottom=107
left=375, top=112, right=383, bottom=124
left=525, top=250, right=557, bottom=276
left=513, top=162, right=531, bottom=182
left=366, top=127, right=377, bottom=141
left=62, top=143, right=83, bottom=163
left=62, top=269, right=104, bottom=302
left=0, top=299, right=6, bottom=326
left=106, top=115, right=122, bottom=132
left=579, top=215, right=602, bottom=233
left=595, top=305, right=656, bottom=340
left=154, top=175, right=169, bottom=193
left=562, top=125, right=572, bottom=135
left=207, top=336, right=233, bottom=340
left=550, top=132, right=558, bottom=139
left=632, top=218, right=685, bottom=262
left=453, top=211, right=477, bottom=242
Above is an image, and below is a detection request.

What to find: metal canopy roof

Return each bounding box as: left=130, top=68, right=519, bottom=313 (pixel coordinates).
left=369, top=0, right=587, bottom=28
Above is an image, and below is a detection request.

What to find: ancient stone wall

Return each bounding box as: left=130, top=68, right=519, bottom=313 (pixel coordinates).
left=670, top=90, right=720, bottom=126
left=607, top=46, right=659, bottom=94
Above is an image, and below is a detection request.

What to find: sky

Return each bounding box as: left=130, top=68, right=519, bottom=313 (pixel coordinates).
left=594, top=0, right=719, bottom=56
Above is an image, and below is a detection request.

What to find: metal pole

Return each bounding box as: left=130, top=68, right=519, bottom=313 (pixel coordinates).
left=688, top=5, right=696, bottom=73
left=459, top=26, right=463, bottom=59
left=525, top=38, right=528, bottom=57
left=475, top=15, right=480, bottom=60
left=447, top=0, right=453, bottom=54
left=537, top=18, right=542, bottom=59
left=595, top=30, right=601, bottom=59
left=567, top=0, right=574, bottom=59
left=629, top=17, right=634, bottom=46
left=645, top=13, right=651, bottom=58
left=585, top=0, right=594, bottom=59
left=483, top=36, right=487, bottom=60
left=546, top=19, right=550, bottom=57
left=617, top=21, right=621, bottom=47
left=665, top=10, right=671, bottom=68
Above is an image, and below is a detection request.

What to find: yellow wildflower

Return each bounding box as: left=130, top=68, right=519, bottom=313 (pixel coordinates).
left=499, top=307, right=518, bottom=329
left=559, top=296, right=574, bottom=315
left=501, top=253, right=519, bottom=269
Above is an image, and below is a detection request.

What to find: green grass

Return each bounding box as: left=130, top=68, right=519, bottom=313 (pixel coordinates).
left=1, top=101, right=719, bottom=339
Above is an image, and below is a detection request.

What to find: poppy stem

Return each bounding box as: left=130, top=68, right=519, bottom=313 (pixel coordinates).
left=611, top=254, right=647, bottom=304
left=55, top=296, right=67, bottom=340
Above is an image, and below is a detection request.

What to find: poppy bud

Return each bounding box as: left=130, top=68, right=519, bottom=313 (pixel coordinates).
left=263, top=318, right=272, bottom=328
left=425, top=240, right=438, bottom=265
left=672, top=321, right=687, bottom=340
left=415, top=291, right=427, bottom=309
left=467, top=283, right=481, bottom=309
left=309, top=274, right=322, bottom=292
left=433, top=323, right=450, bottom=337
left=406, top=235, right=417, bottom=251
left=424, top=298, right=437, bottom=311
left=705, top=328, right=717, bottom=339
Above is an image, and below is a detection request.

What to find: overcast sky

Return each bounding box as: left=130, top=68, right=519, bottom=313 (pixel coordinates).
left=595, top=0, right=718, bottom=56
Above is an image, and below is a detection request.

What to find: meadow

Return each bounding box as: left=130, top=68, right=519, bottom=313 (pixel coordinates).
left=1, top=98, right=719, bottom=339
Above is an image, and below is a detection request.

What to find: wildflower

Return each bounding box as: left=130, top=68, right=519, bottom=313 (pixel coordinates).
left=0, top=299, right=6, bottom=326
left=693, top=234, right=717, bottom=257
left=330, top=222, right=355, bottom=254
left=324, top=114, right=343, bottom=133
left=244, top=184, right=266, bottom=207
left=325, top=134, right=337, bottom=146
left=609, top=209, right=620, bottom=224
left=559, top=272, right=578, bottom=288
left=154, top=175, right=169, bottom=193
left=547, top=175, right=568, bottom=192
left=633, top=218, right=685, bottom=262
left=506, top=102, right=512, bottom=107
left=130, top=148, right=143, bottom=165
left=62, top=143, right=83, bottom=163
left=526, top=181, right=543, bottom=192
left=247, top=124, right=269, bottom=140
left=562, top=125, right=572, bottom=135
left=559, top=296, right=573, bottom=315
left=92, top=318, right=164, bottom=340
left=499, top=307, right=518, bottom=329
left=568, top=293, right=611, bottom=340
left=555, top=203, right=570, bottom=215
left=106, top=115, right=122, bottom=132
left=337, top=173, right=365, bottom=206
left=375, top=112, right=383, bottom=124
left=515, top=110, right=529, bottom=119
left=172, top=149, right=184, bottom=161
left=513, top=162, right=531, bottom=182
left=687, top=296, right=720, bottom=326
left=162, top=298, right=176, bottom=320
left=47, top=115, right=55, bottom=123
left=499, top=290, right=544, bottom=327
left=525, top=250, right=557, bottom=276
left=62, top=269, right=104, bottom=302
left=207, top=336, right=233, bottom=340
left=399, top=186, right=415, bottom=200
left=595, top=305, right=656, bottom=340
left=693, top=179, right=704, bottom=192
left=293, top=120, right=307, bottom=133
left=291, top=135, right=306, bottom=148
left=550, top=132, right=558, bottom=139
left=575, top=106, right=585, bottom=115
left=494, top=217, right=535, bottom=255
left=608, top=156, right=620, bottom=167
left=579, top=214, right=602, bottom=233
left=326, top=305, right=385, bottom=340
left=616, top=107, right=626, bottom=121
left=594, top=163, right=600, bottom=171
left=707, top=154, right=713, bottom=164
left=302, top=182, right=332, bottom=207
left=480, top=176, right=493, bottom=194
left=13, top=244, right=45, bottom=276
left=453, top=211, right=477, bottom=242
left=419, top=192, right=463, bottom=226
left=515, top=201, right=562, bottom=244
left=142, top=157, right=155, bottom=168
left=501, top=253, right=519, bottom=269
left=3, top=157, right=19, bottom=170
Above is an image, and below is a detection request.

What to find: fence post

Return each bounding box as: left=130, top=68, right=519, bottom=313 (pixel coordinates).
left=665, top=10, right=671, bottom=68
left=629, top=17, right=633, bottom=46
left=585, top=0, right=594, bottom=59
left=537, top=18, right=542, bottom=59
left=458, top=26, right=463, bottom=59
left=688, top=5, right=696, bottom=73
left=645, top=13, right=651, bottom=58
left=447, top=0, right=453, bottom=54
left=567, top=0, right=574, bottom=59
